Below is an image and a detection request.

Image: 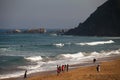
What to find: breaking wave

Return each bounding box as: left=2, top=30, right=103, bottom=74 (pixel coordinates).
left=1, top=49, right=120, bottom=79
left=56, top=49, right=120, bottom=60
left=56, top=52, right=84, bottom=59
left=0, top=48, right=11, bottom=52
left=53, top=43, right=64, bottom=47
left=24, top=56, right=43, bottom=61
left=75, top=40, right=114, bottom=46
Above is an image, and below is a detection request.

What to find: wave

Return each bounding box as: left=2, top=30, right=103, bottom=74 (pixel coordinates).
left=56, top=52, right=84, bottom=59
left=24, top=56, right=43, bottom=61
left=1, top=49, right=120, bottom=79
left=75, top=40, right=114, bottom=46
left=57, top=49, right=120, bottom=60
left=0, top=71, right=24, bottom=79
left=88, top=49, right=120, bottom=57
left=0, top=48, right=12, bottom=52
left=50, top=33, right=57, bottom=36
left=53, top=43, right=64, bottom=47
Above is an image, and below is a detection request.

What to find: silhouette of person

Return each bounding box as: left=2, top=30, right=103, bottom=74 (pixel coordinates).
left=62, top=65, right=65, bottom=72
left=66, top=64, right=69, bottom=72
left=93, top=58, right=96, bottom=63
left=96, top=64, right=100, bottom=72
left=57, top=65, right=61, bottom=76
left=24, top=70, right=27, bottom=78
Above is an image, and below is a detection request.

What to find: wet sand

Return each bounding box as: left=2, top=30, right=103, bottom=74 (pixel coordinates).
left=2, top=56, right=120, bottom=80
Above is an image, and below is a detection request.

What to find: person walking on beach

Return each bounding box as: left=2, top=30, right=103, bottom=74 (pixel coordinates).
left=57, top=65, right=61, bottom=76
left=62, top=65, right=65, bottom=72
left=24, top=70, right=27, bottom=79
left=96, top=64, right=100, bottom=72
left=66, top=64, right=69, bottom=72
left=57, top=65, right=59, bottom=76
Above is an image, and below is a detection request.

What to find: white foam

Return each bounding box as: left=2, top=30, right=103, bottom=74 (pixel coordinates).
left=57, top=49, right=120, bottom=60
left=56, top=52, right=84, bottom=60
left=102, top=49, right=120, bottom=56
left=25, top=56, right=42, bottom=61
left=0, top=71, right=24, bottom=79
left=64, top=52, right=83, bottom=58
left=0, top=48, right=11, bottom=52
left=90, top=49, right=120, bottom=57
left=53, top=43, right=64, bottom=47
left=90, top=52, right=100, bottom=56
left=50, top=33, right=57, bottom=36
left=75, top=40, right=114, bottom=46
left=1, top=49, right=120, bottom=79
left=18, top=61, right=45, bottom=70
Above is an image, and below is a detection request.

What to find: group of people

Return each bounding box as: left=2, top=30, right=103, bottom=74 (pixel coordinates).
left=23, top=64, right=69, bottom=78
left=57, top=64, right=69, bottom=76
left=93, top=58, right=100, bottom=72
left=23, top=59, right=100, bottom=79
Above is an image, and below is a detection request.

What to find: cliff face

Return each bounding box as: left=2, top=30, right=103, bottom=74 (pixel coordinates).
left=65, top=0, right=120, bottom=36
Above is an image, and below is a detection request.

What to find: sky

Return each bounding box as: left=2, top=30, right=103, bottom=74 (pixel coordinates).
left=0, top=0, right=107, bottom=29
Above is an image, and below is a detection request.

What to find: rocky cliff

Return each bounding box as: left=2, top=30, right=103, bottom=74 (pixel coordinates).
left=65, top=0, right=120, bottom=36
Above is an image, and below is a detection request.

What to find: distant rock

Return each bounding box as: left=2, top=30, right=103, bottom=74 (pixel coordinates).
left=65, top=0, right=120, bottom=36
left=24, top=28, right=46, bottom=33
left=14, top=29, right=21, bottom=33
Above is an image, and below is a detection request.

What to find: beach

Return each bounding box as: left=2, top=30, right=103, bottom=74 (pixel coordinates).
left=2, top=56, right=120, bottom=80
left=1, top=34, right=120, bottom=80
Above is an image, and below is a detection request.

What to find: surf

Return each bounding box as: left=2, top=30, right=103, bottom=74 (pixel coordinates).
left=53, top=43, right=64, bottom=47
left=75, top=40, right=114, bottom=46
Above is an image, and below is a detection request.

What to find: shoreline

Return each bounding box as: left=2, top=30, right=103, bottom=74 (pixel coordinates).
left=1, top=55, right=120, bottom=80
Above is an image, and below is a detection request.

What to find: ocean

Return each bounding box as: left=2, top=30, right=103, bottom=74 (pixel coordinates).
left=0, top=33, right=120, bottom=79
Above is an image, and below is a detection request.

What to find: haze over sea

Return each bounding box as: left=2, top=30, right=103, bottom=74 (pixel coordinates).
left=0, top=32, right=120, bottom=79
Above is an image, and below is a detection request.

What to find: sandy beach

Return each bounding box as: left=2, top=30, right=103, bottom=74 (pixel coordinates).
left=2, top=56, right=120, bottom=80
left=28, top=58, right=120, bottom=80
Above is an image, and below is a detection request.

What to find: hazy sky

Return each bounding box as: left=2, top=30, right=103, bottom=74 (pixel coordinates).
left=0, top=0, right=107, bottom=29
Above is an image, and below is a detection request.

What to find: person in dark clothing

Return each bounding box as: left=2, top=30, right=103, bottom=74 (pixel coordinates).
left=24, top=70, right=27, bottom=78
left=57, top=65, right=61, bottom=76
left=62, top=65, right=65, bottom=72
left=96, top=64, right=100, bottom=72
left=93, top=58, right=96, bottom=63
left=66, top=64, right=69, bottom=72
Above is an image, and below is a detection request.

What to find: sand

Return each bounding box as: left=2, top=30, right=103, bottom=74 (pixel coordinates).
left=27, top=59, right=120, bottom=80
left=1, top=58, right=120, bottom=80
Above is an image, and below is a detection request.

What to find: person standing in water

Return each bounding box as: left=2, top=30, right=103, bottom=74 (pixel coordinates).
left=62, top=65, right=65, bottom=72
left=93, top=58, right=96, bottom=63
left=24, top=70, right=27, bottom=79
left=57, top=65, right=61, bottom=76
left=66, top=64, right=69, bottom=72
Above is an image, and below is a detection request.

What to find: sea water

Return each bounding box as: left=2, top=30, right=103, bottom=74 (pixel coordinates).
left=0, top=33, right=120, bottom=79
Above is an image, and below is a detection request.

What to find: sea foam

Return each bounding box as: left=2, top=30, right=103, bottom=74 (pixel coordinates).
left=57, top=52, right=84, bottom=59
left=0, top=71, right=24, bottom=79
left=25, top=56, right=42, bottom=61
left=1, top=49, right=120, bottom=79
left=75, top=40, right=114, bottom=46
left=53, top=43, right=64, bottom=47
